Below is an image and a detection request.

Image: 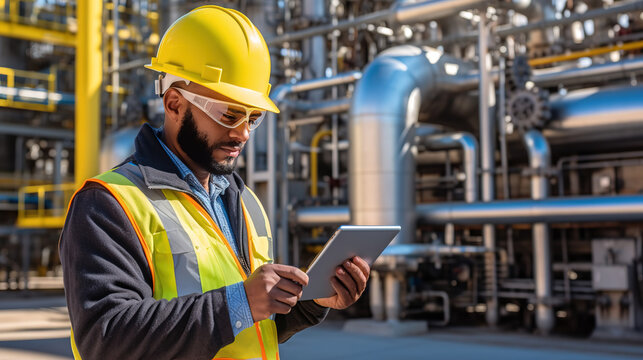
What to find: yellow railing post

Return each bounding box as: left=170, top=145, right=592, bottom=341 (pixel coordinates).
left=16, top=183, right=76, bottom=228
left=37, top=186, right=45, bottom=219
left=47, top=65, right=56, bottom=111
left=8, top=0, right=17, bottom=23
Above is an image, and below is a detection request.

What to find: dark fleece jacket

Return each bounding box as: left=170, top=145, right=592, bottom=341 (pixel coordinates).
left=60, top=123, right=328, bottom=360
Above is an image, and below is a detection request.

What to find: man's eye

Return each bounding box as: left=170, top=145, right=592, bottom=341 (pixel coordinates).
left=223, top=114, right=237, bottom=121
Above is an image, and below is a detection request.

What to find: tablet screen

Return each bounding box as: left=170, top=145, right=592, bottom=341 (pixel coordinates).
left=300, top=225, right=400, bottom=300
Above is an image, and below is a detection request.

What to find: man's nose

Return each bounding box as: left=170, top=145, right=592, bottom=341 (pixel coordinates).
left=229, top=121, right=250, bottom=142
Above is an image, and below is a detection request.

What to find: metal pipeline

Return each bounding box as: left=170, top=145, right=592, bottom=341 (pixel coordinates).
left=544, top=85, right=643, bottom=149
left=477, top=17, right=498, bottom=328
left=382, top=244, right=487, bottom=256
left=350, top=45, right=477, bottom=323
left=267, top=0, right=487, bottom=45
left=416, top=195, right=643, bottom=225
left=533, top=56, right=643, bottom=87
left=281, top=97, right=352, bottom=116
left=522, top=130, right=554, bottom=334
left=350, top=45, right=477, bottom=245
left=293, top=206, right=350, bottom=227
left=420, top=132, right=478, bottom=203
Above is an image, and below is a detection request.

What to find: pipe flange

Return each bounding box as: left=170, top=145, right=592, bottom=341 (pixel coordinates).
left=507, top=88, right=550, bottom=131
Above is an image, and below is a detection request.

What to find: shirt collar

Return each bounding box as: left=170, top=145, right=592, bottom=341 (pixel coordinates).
left=154, top=128, right=230, bottom=196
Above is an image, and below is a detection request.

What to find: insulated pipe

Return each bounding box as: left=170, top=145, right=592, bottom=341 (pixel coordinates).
left=532, top=56, right=643, bottom=87
left=416, top=195, right=643, bottom=225
left=281, top=97, right=352, bottom=116
left=421, top=132, right=478, bottom=203
left=351, top=45, right=477, bottom=324
left=267, top=0, right=487, bottom=45
left=294, top=206, right=350, bottom=227
left=296, top=194, right=643, bottom=227
left=382, top=244, right=488, bottom=256
left=544, top=85, right=643, bottom=148
left=523, top=130, right=554, bottom=334
left=350, top=45, right=476, bottom=246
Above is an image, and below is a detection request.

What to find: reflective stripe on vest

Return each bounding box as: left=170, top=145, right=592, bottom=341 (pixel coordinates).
left=69, top=163, right=278, bottom=360
left=114, top=164, right=202, bottom=296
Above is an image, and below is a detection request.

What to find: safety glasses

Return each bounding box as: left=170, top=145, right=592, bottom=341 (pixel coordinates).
left=173, top=88, right=267, bottom=131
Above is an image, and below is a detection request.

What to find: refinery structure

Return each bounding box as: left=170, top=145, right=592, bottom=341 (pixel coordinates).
left=1, top=0, right=643, bottom=342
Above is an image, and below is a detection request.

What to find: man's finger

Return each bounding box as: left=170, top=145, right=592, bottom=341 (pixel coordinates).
left=336, top=266, right=358, bottom=296
left=330, top=276, right=350, bottom=300
left=276, top=278, right=304, bottom=297
left=270, top=299, right=293, bottom=314
left=272, top=264, right=309, bottom=286
left=270, top=288, right=299, bottom=307
left=343, top=260, right=368, bottom=293
left=351, top=256, right=371, bottom=279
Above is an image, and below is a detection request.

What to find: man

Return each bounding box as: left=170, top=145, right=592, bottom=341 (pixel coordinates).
left=60, top=5, right=370, bottom=360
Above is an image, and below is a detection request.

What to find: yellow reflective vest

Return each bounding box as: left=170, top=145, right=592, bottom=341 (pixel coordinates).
left=70, top=163, right=279, bottom=360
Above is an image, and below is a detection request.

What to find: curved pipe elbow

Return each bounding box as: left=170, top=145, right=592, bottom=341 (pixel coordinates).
left=522, top=130, right=551, bottom=170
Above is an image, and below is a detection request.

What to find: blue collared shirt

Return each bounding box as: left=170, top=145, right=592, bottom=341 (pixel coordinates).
left=154, top=129, right=254, bottom=336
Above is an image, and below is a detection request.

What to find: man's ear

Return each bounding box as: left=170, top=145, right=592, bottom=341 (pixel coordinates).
left=163, top=88, right=183, bottom=124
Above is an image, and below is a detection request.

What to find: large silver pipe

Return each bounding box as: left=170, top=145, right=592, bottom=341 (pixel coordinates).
left=421, top=132, right=478, bottom=203
left=544, top=85, right=643, bottom=148
left=522, top=130, right=554, bottom=334
left=282, top=98, right=352, bottom=116
left=416, top=195, right=643, bottom=225
left=382, top=244, right=488, bottom=256
left=533, top=56, right=643, bottom=88
left=350, top=45, right=476, bottom=246
left=294, top=206, right=350, bottom=227
left=351, top=45, right=477, bottom=324
left=267, top=0, right=487, bottom=45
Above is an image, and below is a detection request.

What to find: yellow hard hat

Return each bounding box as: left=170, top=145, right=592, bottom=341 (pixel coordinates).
left=146, top=5, right=279, bottom=113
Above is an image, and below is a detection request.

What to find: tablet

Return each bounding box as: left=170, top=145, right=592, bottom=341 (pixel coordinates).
left=300, top=225, right=401, bottom=300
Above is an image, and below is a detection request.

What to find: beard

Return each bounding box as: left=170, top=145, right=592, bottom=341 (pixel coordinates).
left=177, top=108, right=243, bottom=175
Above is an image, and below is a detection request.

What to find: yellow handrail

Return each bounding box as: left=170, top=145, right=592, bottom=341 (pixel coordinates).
left=310, top=130, right=333, bottom=197
left=17, top=183, right=77, bottom=228
left=0, top=66, right=57, bottom=112
left=529, top=40, right=643, bottom=67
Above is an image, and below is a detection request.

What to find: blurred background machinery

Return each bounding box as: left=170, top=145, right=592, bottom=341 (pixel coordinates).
left=2, top=0, right=643, bottom=341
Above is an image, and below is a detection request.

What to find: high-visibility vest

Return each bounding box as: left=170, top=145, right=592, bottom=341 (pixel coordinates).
left=69, top=162, right=278, bottom=360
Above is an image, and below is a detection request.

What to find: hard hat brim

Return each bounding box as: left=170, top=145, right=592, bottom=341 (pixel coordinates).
left=146, top=63, right=281, bottom=114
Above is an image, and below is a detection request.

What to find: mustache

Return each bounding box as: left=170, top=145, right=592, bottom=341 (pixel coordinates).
left=213, top=141, right=244, bottom=150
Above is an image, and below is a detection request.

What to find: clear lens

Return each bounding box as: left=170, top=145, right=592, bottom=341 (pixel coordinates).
left=175, top=88, right=267, bottom=131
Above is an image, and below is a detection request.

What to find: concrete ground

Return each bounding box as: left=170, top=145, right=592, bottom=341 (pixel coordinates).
left=1, top=293, right=643, bottom=360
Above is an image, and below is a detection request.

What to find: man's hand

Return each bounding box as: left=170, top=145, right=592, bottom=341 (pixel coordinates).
left=314, top=256, right=370, bottom=310
left=244, top=264, right=309, bottom=322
